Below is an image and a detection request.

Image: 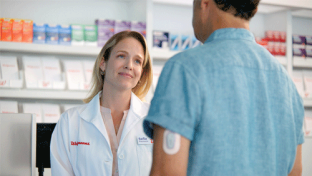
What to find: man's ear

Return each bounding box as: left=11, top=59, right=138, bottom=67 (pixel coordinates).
left=99, top=57, right=106, bottom=72
left=200, top=0, right=210, bottom=10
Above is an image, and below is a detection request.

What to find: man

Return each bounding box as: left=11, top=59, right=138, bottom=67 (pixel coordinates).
left=143, top=0, right=304, bottom=175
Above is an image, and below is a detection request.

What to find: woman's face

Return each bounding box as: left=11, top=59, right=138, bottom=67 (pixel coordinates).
left=100, top=37, right=145, bottom=92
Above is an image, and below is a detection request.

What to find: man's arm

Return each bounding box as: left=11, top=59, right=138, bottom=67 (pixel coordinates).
left=149, top=125, right=191, bottom=176
left=288, top=145, right=302, bottom=176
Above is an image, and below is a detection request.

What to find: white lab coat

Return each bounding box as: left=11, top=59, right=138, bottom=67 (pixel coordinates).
left=50, top=91, right=153, bottom=176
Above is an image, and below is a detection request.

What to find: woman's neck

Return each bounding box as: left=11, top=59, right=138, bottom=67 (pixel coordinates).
left=100, top=85, right=131, bottom=113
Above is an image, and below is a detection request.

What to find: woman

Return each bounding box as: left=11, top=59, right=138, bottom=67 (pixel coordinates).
left=50, top=31, right=153, bottom=176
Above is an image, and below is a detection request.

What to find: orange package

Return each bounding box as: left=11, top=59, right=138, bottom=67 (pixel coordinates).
left=22, top=19, right=33, bottom=43
left=0, top=18, right=3, bottom=41
left=12, top=19, right=24, bottom=42
left=2, top=18, right=13, bottom=41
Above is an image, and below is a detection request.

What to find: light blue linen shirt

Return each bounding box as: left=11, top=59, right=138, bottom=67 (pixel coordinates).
left=144, top=28, right=304, bottom=176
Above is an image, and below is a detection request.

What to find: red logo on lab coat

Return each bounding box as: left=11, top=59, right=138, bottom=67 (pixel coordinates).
left=71, top=141, right=90, bottom=146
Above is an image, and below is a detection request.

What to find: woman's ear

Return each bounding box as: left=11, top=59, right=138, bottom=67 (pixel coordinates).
left=99, top=57, right=106, bottom=72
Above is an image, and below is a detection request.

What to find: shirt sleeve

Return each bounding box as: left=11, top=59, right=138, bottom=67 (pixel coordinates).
left=144, top=58, right=201, bottom=141
left=290, top=82, right=305, bottom=145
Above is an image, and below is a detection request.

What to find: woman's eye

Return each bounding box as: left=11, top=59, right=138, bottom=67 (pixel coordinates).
left=117, top=55, right=125, bottom=59
left=135, top=60, right=142, bottom=64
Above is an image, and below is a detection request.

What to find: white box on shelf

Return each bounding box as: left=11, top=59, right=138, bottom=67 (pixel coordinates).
left=292, top=71, right=304, bottom=97
left=23, top=56, right=44, bottom=88
left=40, top=57, right=65, bottom=90
left=304, top=110, right=312, bottom=136
left=63, top=60, right=84, bottom=90
left=82, top=60, right=95, bottom=90
left=42, top=104, right=61, bottom=123
left=153, top=31, right=169, bottom=50
left=0, top=56, right=23, bottom=88
left=0, top=101, right=18, bottom=113
left=23, top=103, right=43, bottom=123
left=303, top=71, right=312, bottom=98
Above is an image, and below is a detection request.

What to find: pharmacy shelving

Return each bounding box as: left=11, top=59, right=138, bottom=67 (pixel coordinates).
left=304, top=98, right=312, bottom=107
left=293, top=59, right=312, bottom=68
left=0, top=89, right=88, bottom=100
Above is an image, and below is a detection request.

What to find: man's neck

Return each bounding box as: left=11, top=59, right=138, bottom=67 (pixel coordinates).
left=202, top=11, right=250, bottom=42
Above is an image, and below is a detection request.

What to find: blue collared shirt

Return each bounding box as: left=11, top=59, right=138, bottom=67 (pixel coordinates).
left=144, top=28, right=304, bottom=176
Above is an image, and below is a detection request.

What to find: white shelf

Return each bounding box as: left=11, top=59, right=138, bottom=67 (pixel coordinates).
left=293, top=58, right=312, bottom=68
left=0, top=42, right=101, bottom=56
left=0, top=89, right=88, bottom=100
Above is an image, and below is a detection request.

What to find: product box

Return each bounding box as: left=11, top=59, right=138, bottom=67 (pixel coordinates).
left=46, top=24, right=59, bottom=45
left=153, top=31, right=169, bottom=50
left=280, top=31, right=286, bottom=43
left=12, top=19, right=24, bottom=42
left=181, top=35, right=191, bottom=50
left=2, top=18, right=13, bottom=41
left=306, top=48, right=312, bottom=58
left=0, top=18, right=3, bottom=40
left=272, top=31, right=280, bottom=42
left=58, top=25, right=71, bottom=45
left=292, top=71, right=304, bottom=97
left=63, top=60, right=84, bottom=90
left=131, top=21, right=146, bottom=38
left=0, top=101, right=18, bottom=113
left=0, top=56, right=19, bottom=80
left=82, top=60, right=94, bottom=90
left=23, top=56, right=44, bottom=88
left=84, top=25, right=97, bottom=46
left=22, top=20, right=33, bottom=43
left=265, top=30, right=274, bottom=42
left=33, top=23, right=46, bottom=44
left=293, top=45, right=306, bottom=57
left=170, top=34, right=180, bottom=51
left=96, top=19, right=115, bottom=47
left=115, top=20, right=131, bottom=34
left=42, top=104, right=60, bottom=123
left=23, top=103, right=43, bottom=123
left=42, top=58, right=62, bottom=82
left=192, top=36, right=201, bottom=48
left=303, top=71, right=312, bottom=98
left=280, top=43, right=286, bottom=56
left=306, top=36, right=312, bottom=46
left=293, top=35, right=306, bottom=45
left=71, top=24, right=84, bottom=45
left=304, top=110, right=312, bottom=136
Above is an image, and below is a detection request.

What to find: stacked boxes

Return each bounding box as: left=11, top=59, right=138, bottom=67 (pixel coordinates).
left=84, top=25, right=97, bottom=46
left=46, top=24, right=59, bottom=45
left=1, top=18, right=33, bottom=42
left=131, top=21, right=146, bottom=38
left=293, top=35, right=312, bottom=60
left=12, top=19, right=23, bottom=42
left=2, top=18, right=13, bottom=41
left=22, top=20, right=33, bottom=43
left=115, top=20, right=131, bottom=34
left=58, top=25, right=71, bottom=45
left=33, top=23, right=46, bottom=44
left=96, top=19, right=115, bottom=47
left=71, top=24, right=84, bottom=45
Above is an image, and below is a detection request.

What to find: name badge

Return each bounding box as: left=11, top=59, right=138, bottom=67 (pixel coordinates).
left=137, top=136, right=153, bottom=145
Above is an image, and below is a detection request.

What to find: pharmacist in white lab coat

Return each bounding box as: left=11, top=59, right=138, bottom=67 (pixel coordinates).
left=50, top=31, right=153, bottom=176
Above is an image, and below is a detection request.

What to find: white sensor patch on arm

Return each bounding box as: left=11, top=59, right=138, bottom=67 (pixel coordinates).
left=163, top=129, right=181, bottom=155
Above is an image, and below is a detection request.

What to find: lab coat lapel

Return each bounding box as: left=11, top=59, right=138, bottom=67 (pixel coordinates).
left=119, top=92, right=146, bottom=145
left=79, top=91, right=111, bottom=148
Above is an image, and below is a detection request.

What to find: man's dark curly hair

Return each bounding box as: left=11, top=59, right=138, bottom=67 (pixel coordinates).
left=214, top=0, right=260, bottom=20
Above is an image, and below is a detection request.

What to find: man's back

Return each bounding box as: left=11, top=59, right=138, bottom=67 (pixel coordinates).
left=145, top=28, right=304, bottom=175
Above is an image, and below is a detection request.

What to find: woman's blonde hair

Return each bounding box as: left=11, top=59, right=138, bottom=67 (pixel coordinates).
left=83, top=31, right=153, bottom=103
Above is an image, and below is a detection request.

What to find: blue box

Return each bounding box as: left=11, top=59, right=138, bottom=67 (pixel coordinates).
left=59, top=25, right=71, bottom=45
left=170, top=34, right=180, bottom=51
left=46, top=24, right=59, bottom=45
left=181, top=35, right=191, bottom=50
left=33, top=23, right=47, bottom=44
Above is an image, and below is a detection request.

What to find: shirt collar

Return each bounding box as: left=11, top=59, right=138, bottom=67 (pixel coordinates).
left=204, top=28, right=255, bottom=44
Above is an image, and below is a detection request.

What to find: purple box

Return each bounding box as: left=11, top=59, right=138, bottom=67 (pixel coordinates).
left=115, top=20, right=131, bottom=34
left=293, top=35, right=306, bottom=45
left=293, top=47, right=306, bottom=57
left=95, top=19, right=115, bottom=47
left=306, top=36, right=312, bottom=46
left=131, top=21, right=146, bottom=38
